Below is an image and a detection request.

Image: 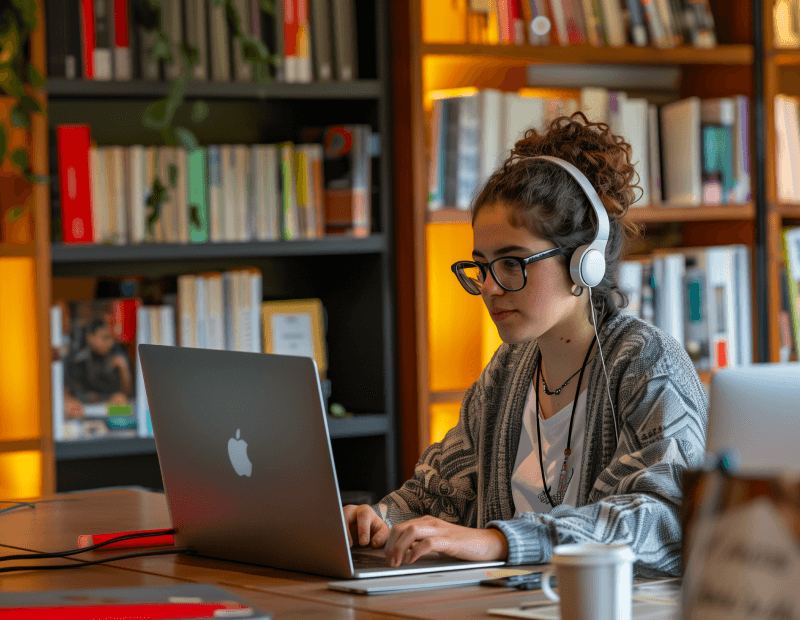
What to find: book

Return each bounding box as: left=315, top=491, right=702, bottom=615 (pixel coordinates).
left=599, top=0, right=626, bottom=46
left=620, top=97, right=650, bottom=206
left=296, top=0, right=313, bottom=82
left=660, top=96, right=702, bottom=206
left=648, top=103, right=663, bottom=205
left=47, top=1, right=81, bottom=79
left=209, top=0, right=232, bottom=81
left=783, top=227, right=800, bottom=361
left=61, top=298, right=141, bottom=440
left=80, top=0, right=96, bottom=79
left=232, top=0, right=254, bottom=82
left=207, top=145, right=223, bottom=241
left=186, top=0, right=209, bottom=81
left=331, top=0, right=358, bottom=80
left=625, top=0, right=649, bottom=46
left=128, top=145, right=146, bottom=244
left=93, top=0, right=114, bottom=79
left=162, top=0, right=183, bottom=80
left=309, top=0, right=334, bottom=80
left=456, top=94, right=481, bottom=210
left=188, top=147, right=210, bottom=243
left=284, top=0, right=299, bottom=82
left=57, top=125, right=95, bottom=244
left=134, top=303, right=151, bottom=436
left=322, top=125, right=372, bottom=237
left=113, top=0, right=133, bottom=79
left=279, top=142, right=300, bottom=239
left=252, top=144, right=281, bottom=241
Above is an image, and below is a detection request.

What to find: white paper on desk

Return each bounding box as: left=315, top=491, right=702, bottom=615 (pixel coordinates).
left=683, top=498, right=800, bottom=620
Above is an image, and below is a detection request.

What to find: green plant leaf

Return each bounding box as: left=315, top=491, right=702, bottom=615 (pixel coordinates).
left=179, top=42, right=199, bottom=67
left=214, top=0, right=226, bottom=6
left=27, top=64, right=45, bottom=88
left=260, top=0, right=276, bottom=15
left=191, top=100, right=209, bottom=123
left=146, top=177, right=167, bottom=235
left=6, top=206, right=26, bottom=222
left=0, top=15, right=21, bottom=66
left=189, top=204, right=201, bottom=228
left=10, top=148, right=28, bottom=173
left=0, top=64, right=24, bottom=97
left=0, top=125, right=6, bottom=164
left=174, top=126, right=198, bottom=152
left=19, top=93, right=42, bottom=114
left=31, top=173, right=49, bottom=184
left=242, top=37, right=268, bottom=62
left=168, top=163, right=178, bottom=187
left=225, top=1, right=242, bottom=37
left=11, top=104, right=28, bottom=128
left=143, top=99, right=168, bottom=130
left=254, top=60, right=272, bottom=84
left=152, top=30, right=172, bottom=62
left=12, top=0, right=38, bottom=30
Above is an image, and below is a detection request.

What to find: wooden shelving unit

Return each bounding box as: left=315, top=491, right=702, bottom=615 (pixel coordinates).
left=392, top=0, right=766, bottom=478
left=421, top=43, right=754, bottom=65
left=428, top=204, right=756, bottom=224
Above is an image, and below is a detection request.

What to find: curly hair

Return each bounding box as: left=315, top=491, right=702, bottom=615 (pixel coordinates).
left=471, top=111, right=643, bottom=324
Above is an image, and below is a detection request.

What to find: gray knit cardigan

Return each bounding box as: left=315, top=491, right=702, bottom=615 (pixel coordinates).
left=375, top=314, right=709, bottom=577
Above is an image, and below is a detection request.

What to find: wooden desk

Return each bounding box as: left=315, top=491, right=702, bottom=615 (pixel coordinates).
left=1, top=488, right=553, bottom=619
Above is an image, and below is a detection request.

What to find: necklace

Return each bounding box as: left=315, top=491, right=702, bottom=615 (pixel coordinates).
left=535, top=338, right=596, bottom=508
left=541, top=354, right=595, bottom=396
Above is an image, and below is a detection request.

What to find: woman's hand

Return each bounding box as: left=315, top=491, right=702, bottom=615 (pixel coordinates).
left=383, top=515, right=509, bottom=567
left=342, top=504, right=390, bottom=548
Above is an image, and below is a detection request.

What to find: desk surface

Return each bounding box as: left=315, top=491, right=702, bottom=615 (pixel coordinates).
left=1, top=488, right=556, bottom=619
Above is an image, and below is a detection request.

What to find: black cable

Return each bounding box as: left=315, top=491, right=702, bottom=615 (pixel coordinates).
left=0, top=547, right=192, bottom=574
left=0, top=528, right=176, bottom=562
left=0, top=502, right=35, bottom=516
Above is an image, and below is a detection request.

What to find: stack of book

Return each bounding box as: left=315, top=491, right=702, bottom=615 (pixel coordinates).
left=619, top=245, right=753, bottom=372
left=472, top=0, right=717, bottom=49
left=47, top=0, right=360, bottom=84
left=54, top=124, right=375, bottom=245
left=428, top=88, right=751, bottom=211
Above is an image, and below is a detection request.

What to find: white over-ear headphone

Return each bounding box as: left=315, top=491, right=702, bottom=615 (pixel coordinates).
left=530, top=156, right=610, bottom=289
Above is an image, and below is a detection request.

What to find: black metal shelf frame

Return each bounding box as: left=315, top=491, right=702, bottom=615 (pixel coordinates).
left=47, top=78, right=383, bottom=100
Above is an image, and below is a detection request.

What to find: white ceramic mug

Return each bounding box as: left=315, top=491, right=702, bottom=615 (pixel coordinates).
left=540, top=543, right=636, bottom=620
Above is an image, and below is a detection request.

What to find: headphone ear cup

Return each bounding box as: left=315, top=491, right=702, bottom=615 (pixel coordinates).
left=570, top=245, right=590, bottom=288
left=570, top=245, right=606, bottom=289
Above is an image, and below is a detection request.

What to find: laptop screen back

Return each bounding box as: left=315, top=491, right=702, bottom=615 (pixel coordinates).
left=138, top=344, right=355, bottom=578
left=708, top=363, right=800, bottom=474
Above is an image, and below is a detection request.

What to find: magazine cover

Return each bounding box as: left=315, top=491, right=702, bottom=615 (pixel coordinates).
left=53, top=298, right=141, bottom=440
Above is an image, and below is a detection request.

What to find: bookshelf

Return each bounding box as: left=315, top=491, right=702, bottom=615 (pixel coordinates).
left=0, top=0, right=398, bottom=501
left=391, top=0, right=771, bottom=479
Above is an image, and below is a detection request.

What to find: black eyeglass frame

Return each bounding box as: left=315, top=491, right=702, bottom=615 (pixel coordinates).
left=451, top=247, right=569, bottom=295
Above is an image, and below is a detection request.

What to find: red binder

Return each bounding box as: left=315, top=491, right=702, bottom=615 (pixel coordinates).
left=57, top=125, right=94, bottom=245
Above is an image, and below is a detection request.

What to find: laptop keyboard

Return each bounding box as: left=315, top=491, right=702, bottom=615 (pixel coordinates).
left=351, top=550, right=458, bottom=569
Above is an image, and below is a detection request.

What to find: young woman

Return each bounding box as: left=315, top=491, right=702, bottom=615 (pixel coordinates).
left=343, top=113, right=709, bottom=578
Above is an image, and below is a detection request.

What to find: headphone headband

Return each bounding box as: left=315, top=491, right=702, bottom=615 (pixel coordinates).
left=527, top=155, right=610, bottom=289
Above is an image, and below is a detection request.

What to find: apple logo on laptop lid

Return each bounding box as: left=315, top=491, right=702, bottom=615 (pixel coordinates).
left=228, top=429, right=252, bottom=477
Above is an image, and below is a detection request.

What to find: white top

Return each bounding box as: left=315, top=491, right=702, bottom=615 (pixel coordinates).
left=511, top=381, right=588, bottom=514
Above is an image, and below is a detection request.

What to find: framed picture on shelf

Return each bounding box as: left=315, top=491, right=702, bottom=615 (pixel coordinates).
left=260, top=298, right=327, bottom=376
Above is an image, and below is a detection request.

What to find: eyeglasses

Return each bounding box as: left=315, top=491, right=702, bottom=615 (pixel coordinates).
left=451, top=247, right=568, bottom=295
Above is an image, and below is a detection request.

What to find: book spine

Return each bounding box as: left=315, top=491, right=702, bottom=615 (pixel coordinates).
left=280, top=142, right=299, bottom=239
left=51, top=305, right=65, bottom=441
left=284, top=0, right=299, bottom=82
left=234, top=144, right=250, bottom=241
left=330, top=0, right=357, bottom=80
left=625, top=0, right=649, bottom=46
left=273, top=0, right=286, bottom=81
left=222, top=145, right=237, bottom=241
left=309, top=0, right=333, bottom=80
left=113, top=0, right=132, bottom=80
left=163, top=0, right=183, bottom=80
left=456, top=95, right=481, bottom=210
left=93, top=0, right=114, bottom=79
left=546, top=0, right=569, bottom=45
left=783, top=229, right=800, bottom=359
left=46, top=2, right=69, bottom=78
left=135, top=305, right=150, bottom=436
left=599, top=0, right=625, bottom=46
left=80, top=0, right=96, bottom=78
left=128, top=145, right=146, bottom=244
left=233, top=0, right=254, bottom=82
left=207, top=145, right=222, bottom=242
left=188, top=148, right=210, bottom=243
left=209, top=0, right=231, bottom=81
left=186, top=0, right=209, bottom=81
left=176, top=147, right=190, bottom=243
left=57, top=125, right=95, bottom=244
left=250, top=270, right=262, bottom=353
left=310, top=143, right=326, bottom=237
left=296, top=0, right=313, bottom=82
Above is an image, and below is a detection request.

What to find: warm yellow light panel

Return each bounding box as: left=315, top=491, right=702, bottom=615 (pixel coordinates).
left=0, top=257, right=40, bottom=442
left=430, top=402, right=462, bottom=445
left=481, top=308, right=504, bottom=367
left=0, top=450, right=42, bottom=499
left=427, top=223, right=485, bottom=392
left=423, top=0, right=467, bottom=44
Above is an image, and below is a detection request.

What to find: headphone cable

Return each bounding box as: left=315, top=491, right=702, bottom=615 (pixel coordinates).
left=589, top=287, right=619, bottom=441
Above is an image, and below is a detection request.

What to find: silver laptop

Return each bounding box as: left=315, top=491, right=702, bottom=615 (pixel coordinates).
left=708, top=362, right=800, bottom=474
left=138, top=344, right=505, bottom=579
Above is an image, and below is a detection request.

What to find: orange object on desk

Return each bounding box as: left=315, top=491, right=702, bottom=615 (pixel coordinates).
left=77, top=529, right=175, bottom=549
